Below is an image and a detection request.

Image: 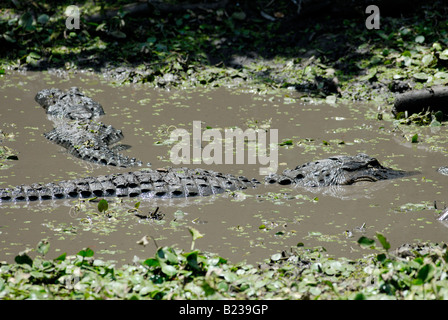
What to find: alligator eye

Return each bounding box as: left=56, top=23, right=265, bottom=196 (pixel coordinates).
left=295, top=173, right=304, bottom=180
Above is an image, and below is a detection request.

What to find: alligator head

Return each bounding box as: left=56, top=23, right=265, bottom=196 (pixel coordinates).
left=265, top=153, right=408, bottom=187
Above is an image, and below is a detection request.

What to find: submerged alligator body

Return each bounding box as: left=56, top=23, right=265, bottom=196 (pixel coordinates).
left=0, top=168, right=260, bottom=202
left=0, top=153, right=407, bottom=202
left=36, top=87, right=141, bottom=167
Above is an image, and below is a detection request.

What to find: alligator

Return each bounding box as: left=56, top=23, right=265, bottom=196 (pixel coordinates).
left=35, top=87, right=142, bottom=167
left=0, top=153, right=408, bottom=202
left=0, top=88, right=412, bottom=202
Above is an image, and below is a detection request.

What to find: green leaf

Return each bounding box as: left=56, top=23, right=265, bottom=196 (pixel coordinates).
left=161, top=264, right=177, bottom=277
left=77, top=248, right=94, bottom=258
left=189, top=227, right=204, bottom=242
left=37, top=14, right=49, bottom=25
left=142, top=258, right=159, bottom=268
left=376, top=233, right=390, bottom=251
left=439, top=49, right=448, bottom=60
left=411, top=134, right=418, bottom=143
left=430, top=119, right=441, bottom=127
left=98, top=199, right=108, bottom=213
left=19, top=12, right=33, bottom=30
left=359, top=67, right=377, bottom=81
left=271, top=253, right=282, bottom=261
left=109, top=30, right=126, bottom=39
left=134, top=201, right=141, bottom=209
left=415, top=35, right=425, bottom=43
left=422, top=54, right=434, bottom=66
left=156, top=247, right=179, bottom=265
left=14, top=253, right=33, bottom=266
left=36, top=240, right=50, bottom=256
left=186, top=251, right=200, bottom=271
left=3, top=34, right=15, bottom=43
left=357, top=236, right=375, bottom=248
left=413, top=72, right=429, bottom=81
left=55, top=252, right=67, bottom=261
left=416, top=263, right=435, bottom=284
left=279, top=139, right=293, bottom=146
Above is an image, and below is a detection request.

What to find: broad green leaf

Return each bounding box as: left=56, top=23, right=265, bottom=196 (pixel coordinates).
left=19, top=12, right=33, bottom=30
left=415, top=35, right=425, bottom=43
left=279, top=139, right=293, bottom=146
left=357, top=236, right=375, bottom=247
left=98, top=199, right=108, bottom=213
left=422, top=54, right=434, bottom=66
left=142, top=258, right=159, bottom=268
left=189, top=227, right=204, bottom=242
left=186, top=251, right=200, bottom=271
left=413, top=72, right=429, bottom=81
left=77, top=248, right=94, bottom=258
left=439, top=49, right=448, bottom=60
left=36, top=240, right=50, bottom=256
left=161, top=264, right=177, bottom=277
left=359, top=67, right=377, bottom=81
left=271, top=253, right=282, bottom=261
left=376, top=233, right=390, bottom=251
left=15, top=253, right=33, bottom=266
left=55, top=252, right=67, bottom=261
left=416, top=263, right=435, bottom=284
left=37, top=14, right=49, bottom=24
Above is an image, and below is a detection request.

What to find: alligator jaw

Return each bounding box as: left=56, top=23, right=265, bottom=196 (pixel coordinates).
left=349, top=176, right=378, bottom=184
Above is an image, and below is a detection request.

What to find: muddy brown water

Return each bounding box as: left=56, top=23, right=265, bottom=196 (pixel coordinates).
left=0, top=71, right=448, bottom=265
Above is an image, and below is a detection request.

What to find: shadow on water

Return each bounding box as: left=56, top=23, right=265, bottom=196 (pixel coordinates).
left=1, top=71, right=448, bottom=265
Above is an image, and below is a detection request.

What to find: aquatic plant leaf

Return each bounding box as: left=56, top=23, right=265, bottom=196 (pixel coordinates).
left=422, top=54, right=434, bottom=66
left=271, top=253, right=282, bottom=261
left=189, top=227, right=204, bottom=242
left=98, top=199, right=108, bottom=213
left=37, top=14, right=49, bottom=25
left=14, top=253, right=33, bottom=266
left=36, top=240, right=50, bottom=256
left=415, top=35, right=425, bottom=43
left=77, top=248, right=94, bottom=258
left=279, top=139, right=293, bottom=146
left=376, top=233, right=390, bottom=251
left=415, top=263, right=435, bottom=284
left=413, top=72, right=429, bottom=81
left=439, top=49, right=448, bottom=60
left=55, top=253, right=66, bottom=261
left=142, top=258, right=159, bottom=268
left=161, top=264, right=177, bottom=277
left=186, top=251, right=200, bottom=271
left=357, top=236, right=375, bottom=248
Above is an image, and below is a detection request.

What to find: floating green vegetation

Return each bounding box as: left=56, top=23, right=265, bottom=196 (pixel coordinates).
left=42, top=199, right=159, bottom=237
left=255, top=192, right=319, bottom=206
left=393, top=201, right=435, bottom=213
left=2, top=234, right=448, bottom=300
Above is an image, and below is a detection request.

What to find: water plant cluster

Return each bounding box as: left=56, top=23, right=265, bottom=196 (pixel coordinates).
left=1, top=233, right=448, bottom=300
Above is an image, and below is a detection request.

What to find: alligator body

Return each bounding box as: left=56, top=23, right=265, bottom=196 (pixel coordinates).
left=36, top=87, right=142, bottom=167
left=0, top=168, right=259, bottom=202
left=0, top=154, right=407, bottom=202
